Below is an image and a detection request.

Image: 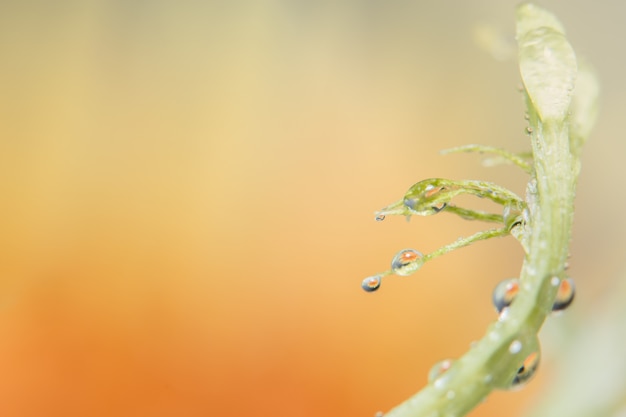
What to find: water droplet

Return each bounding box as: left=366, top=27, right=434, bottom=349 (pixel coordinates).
left=509, top=340, right=522, bottom=354
left=361, top=275, right=382, bottom=292
left=526, top=126, right=533, bottom=134
left=391, top=249, right=423, bottom=276
left=511, top=351, right=540, bottom=388
left=524, top=112, right=530, bottom=120
left=402, top=181, right=449, bottom=215
left=498, top=307, right=511, bottom=322
left=552, top=277, right=575, bottom=311
left=550, top=276, right=560, bottom=287
left=492, top=278, right=519, bottom=313
left=428, top=359, right=453, bottom=383
left=375, top=214, right=386, bottom=222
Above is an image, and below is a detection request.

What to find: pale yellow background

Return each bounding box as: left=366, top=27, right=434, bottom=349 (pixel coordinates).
left=1, top=1, right=624, bottom=417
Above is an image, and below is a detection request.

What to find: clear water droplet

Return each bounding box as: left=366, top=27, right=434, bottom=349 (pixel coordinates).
left=498, top=307, right=511, bottom=322
left=550, top=276, right=560, bottom=287
left=526, top=126, right=533, bottom=134
left=361, top=275, right=382, bottom=292
left=511, top=351, right=540, bottom=388
left=391, top=249, right=423, bottom=276
left=509, top=340, right=522, bottom=354
left=402, top=181, right=449, bottom=215
left=492, top=278, right=519, bottom=313
left=428, top=359, right=453, bottom=383
left=375, top=214, right=386, bottom=222
left=552, top=277, right=575, bottom=311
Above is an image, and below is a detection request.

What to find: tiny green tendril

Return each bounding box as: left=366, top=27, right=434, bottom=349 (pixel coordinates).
left=441, top=144, right=534, bottom=173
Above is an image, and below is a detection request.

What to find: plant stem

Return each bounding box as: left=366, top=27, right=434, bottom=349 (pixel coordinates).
left=380, top=4, right=594, bottom=417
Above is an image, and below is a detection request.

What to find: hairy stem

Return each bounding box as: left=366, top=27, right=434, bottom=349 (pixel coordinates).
left=378, top=4, right=596, bottom=417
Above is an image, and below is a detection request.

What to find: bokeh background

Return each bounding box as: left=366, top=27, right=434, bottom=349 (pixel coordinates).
left=1, top=1, right=625, bottom=416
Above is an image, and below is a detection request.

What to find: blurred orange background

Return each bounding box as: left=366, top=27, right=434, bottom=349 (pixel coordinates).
left=1, top=1, right=625, bottom=417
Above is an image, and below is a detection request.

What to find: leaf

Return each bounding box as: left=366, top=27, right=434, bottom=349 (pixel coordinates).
left=516, top=4, right=577, bottom=122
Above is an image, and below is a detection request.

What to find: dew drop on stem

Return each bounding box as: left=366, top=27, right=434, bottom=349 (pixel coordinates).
left=492, top=278, right=520, bottom=313
left=361, top=275, right=382, bottom=292
left=391, top=249, right=424, bottom=276
left=552, top=277, right=575, bottom=311
left=509, top=340, right=522, bottom=354
left=511, top=351, right=540, bottom=389
left=428, top=359, right=454, bottom=383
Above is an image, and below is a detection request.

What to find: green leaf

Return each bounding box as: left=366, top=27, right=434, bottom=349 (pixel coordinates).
left=516, top=4, right=577, bottom=122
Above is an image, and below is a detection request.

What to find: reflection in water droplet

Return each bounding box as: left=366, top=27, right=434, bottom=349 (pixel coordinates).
left=404, top=198, right=417, bottom=210
left=492, top=278, right=519, bottom=313
left=511, top=351, right=540, bottom=388
left=431, top=202, right=448, bottom=213
left=552, top=277, right=575, bottom=311
left=361, top=275, right=382, bottom=292
left=428, top=359, right=453, bottom=383
left=375, top=214, right=386, bottom=222
left=391, top=249, right=424, bottom=276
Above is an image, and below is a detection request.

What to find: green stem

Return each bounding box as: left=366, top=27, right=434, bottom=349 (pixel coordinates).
left=378, top=4, right=594, bottom=417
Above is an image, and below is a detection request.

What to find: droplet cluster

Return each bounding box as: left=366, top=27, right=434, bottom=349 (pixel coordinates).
left=360, top=248, right=425, bottom=292
left=491, top=276, right=575, bottom=313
